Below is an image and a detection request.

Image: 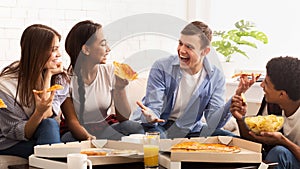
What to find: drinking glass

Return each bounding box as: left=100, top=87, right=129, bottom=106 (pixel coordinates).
left=143, top=132, right=160, bottom=169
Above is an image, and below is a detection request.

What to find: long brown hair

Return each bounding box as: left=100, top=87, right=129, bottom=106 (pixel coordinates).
left=65, top=20, right=102, bottom=124
left=0, top=24, right=66, bottom=107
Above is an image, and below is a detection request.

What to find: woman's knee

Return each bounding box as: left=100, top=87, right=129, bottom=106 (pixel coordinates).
left=35, top=118, right=60, bottom=144
left=40, top=118, right=59, bottom=129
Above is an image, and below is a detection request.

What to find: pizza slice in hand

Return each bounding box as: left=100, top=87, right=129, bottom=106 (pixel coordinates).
left=231, top=72, right=261, bottom=79
left=34, top=84, right=64, bottom=94
left=0, top=99, right=7, bottom=108
left=113, top=61, right=138, bottom=81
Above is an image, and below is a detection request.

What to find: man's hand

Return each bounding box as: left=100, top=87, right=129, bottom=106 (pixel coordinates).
left=235, top=73, right=261, bottom=95
left=136, top=101, right=165, bottom=123
left=249, top=131, right=284, bottom=145
left=230, top=95, right=247, bottom=121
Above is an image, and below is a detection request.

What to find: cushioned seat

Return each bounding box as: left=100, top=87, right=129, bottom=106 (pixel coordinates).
left=0, top=155, right=28, bottom=169
left=126, top=77, right=239, bottom=135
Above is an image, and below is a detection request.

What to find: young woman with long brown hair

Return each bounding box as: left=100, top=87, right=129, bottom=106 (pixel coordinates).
left=0, top=24, right=68, bottom=158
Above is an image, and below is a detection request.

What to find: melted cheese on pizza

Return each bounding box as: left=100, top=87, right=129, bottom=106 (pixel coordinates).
left=113, top=61, right=138, bottom=81
left=171, top=141, right=241, bottom=153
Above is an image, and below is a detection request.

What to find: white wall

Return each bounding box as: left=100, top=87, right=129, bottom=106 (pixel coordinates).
left=1, top=0, right=299, bottom=73
left=208, top=0, right=300, bottom=71
left=0, top=0, right=187, bottom=72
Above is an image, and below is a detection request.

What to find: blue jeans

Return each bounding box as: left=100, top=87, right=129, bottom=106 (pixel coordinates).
left=0, top=118, right=60, bottom=159
left=265, top=145, right=300, bottom=169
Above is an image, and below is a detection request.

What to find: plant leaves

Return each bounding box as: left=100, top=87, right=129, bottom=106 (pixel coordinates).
left=212, top=20, right=268, bottom=62
left=250, top=31, right=268, bottom=44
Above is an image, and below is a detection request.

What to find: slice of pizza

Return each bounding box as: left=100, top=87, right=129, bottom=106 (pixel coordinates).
left=0, top=99, right=7, bottom=108
left=113, top=61, right=138, bottom=81
left=81, top=150, right=107, bottom=156
left=34, top=84, right=64, bottom=94
left=231, top=72, right=261, bottom=79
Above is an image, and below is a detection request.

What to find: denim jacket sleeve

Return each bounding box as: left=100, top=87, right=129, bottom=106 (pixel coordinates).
left=139, top=60, right=169, bottom=123
left=200, top=68, right=232, bottom=135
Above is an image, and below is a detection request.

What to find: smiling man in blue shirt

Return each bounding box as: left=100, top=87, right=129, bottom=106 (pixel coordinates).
left=131, top=21, right=255, bottom=139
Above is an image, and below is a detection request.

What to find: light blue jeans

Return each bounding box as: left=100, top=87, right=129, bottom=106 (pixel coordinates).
left=265, top=145, right=300, bottom=169
left=0, top=118, right=60, bottom=159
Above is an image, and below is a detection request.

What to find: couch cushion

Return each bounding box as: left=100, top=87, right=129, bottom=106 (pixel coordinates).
left=126, top=77, right=147, bottom=113
left=0, top=155, right=28, bottom=169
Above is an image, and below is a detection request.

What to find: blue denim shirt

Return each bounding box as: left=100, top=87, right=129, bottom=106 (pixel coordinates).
left=131, top=55, right=232, bottom=135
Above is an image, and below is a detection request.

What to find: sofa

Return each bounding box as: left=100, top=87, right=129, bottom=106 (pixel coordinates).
left=126, top=77, right=239, bottom=135
left=0, top=155, right=28, bottom=169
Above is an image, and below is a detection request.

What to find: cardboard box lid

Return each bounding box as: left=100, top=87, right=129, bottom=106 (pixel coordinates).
left=34, top=140, right=144, bottom=157
left=160, top=136, right=262, bottom=163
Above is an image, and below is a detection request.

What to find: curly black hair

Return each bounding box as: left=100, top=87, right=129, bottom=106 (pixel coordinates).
left=266, top=56, right=300, bottom=101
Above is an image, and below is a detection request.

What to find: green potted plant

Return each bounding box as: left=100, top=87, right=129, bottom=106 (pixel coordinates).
left=212, top=19, right=268, bottom=62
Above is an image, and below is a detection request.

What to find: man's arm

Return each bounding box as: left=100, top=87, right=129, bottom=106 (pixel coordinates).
left=137, top=61, right=168, bottom=123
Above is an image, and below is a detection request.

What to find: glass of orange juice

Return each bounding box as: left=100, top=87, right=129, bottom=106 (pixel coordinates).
left=143, top=132, right=160, bottom=169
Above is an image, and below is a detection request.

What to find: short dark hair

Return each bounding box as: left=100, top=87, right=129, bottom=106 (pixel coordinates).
left=266, top=56, right=300, bottom=101
left=181, top=21, right=212, bottom=49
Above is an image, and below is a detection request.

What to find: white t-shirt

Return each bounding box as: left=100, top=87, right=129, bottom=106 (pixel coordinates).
left=70, top=64, right=115, bottom=124
left=283, top=106, right=300, bottom=146
left=169, top=68, right=206, bottom=120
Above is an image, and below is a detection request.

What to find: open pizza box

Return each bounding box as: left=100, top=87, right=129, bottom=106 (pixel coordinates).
left=159, top=136, right=262, bottom=163
left=30, top=139, right=143, bottom=168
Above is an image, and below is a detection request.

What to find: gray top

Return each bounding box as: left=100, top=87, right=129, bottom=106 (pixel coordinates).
left=0, top=75, right=69, bottom=150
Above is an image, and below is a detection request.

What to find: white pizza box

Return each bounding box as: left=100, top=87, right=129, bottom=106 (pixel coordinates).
left=33, top=139, right=143, bottom=166
left=159, top=153, right=181, bottom=169
left=121, top=134, right=144, bottom=144
left=159, top=136, right=262, bottom=163
left=29, top=155, right=67, bottom=169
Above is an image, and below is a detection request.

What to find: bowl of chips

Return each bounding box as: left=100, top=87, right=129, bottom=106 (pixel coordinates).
left=243, top=115, right=284, bottom=134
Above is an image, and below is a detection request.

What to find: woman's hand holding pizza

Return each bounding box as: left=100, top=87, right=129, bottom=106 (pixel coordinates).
left=114, top=75, right=129, bottom=90
left=33, top=89, right=56, bottom=119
